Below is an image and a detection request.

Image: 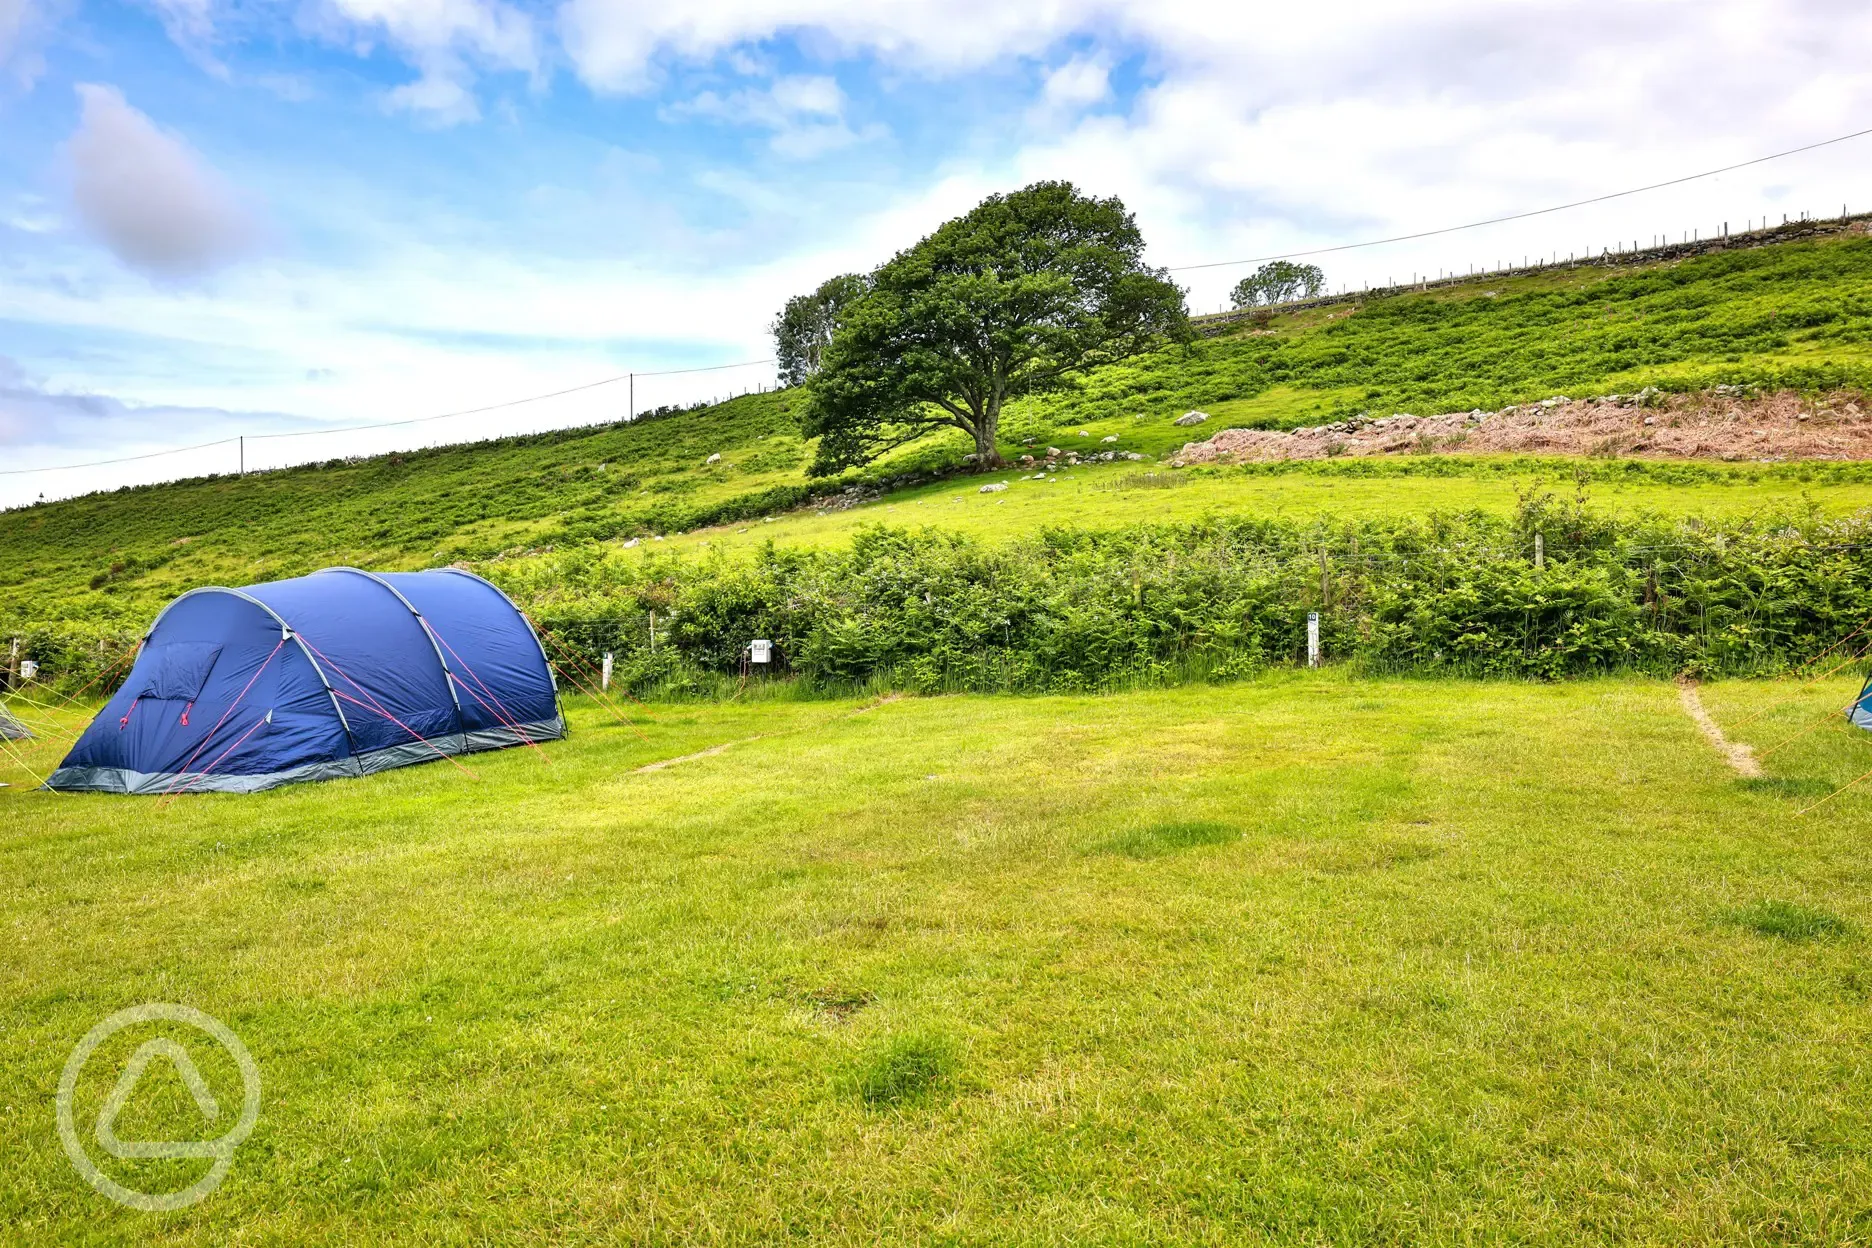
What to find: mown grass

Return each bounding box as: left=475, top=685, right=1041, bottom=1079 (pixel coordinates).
left=4, top=673, right=1872, bottom=1243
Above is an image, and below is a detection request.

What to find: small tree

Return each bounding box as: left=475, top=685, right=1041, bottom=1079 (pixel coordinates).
left=772, top=273, right=868, bottom=388
left=1229, top=260, right=1325, bottom=309
left=802, top=181, right=1188, bottom=473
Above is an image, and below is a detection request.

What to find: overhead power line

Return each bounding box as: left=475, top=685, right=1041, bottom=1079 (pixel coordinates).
left=1, top=356, right=777, bottom=477
left=11, top=122, right=1872, bottom=483
left=0, top=436, right=241, bottom=476
left=1167, top=123, right=1872, bottom=272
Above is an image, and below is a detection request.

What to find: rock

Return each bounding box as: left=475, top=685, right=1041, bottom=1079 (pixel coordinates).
left=1046, top=447, right=1061, bottom=457
left=1077, top=429, right=1091, bottom=437
left=1174, top=410, right=1210, bottom=427
left=1124, top=452, right=1145, bottom=461
left=1797, top=413, right=1811, bottom=422
left=1019, top=454, right=1036, bottom=465
left=1100, top=435, right=1119, bottom=443
left=653, top=535, right=665, bottom=541
left=705, top=453, right=721, bottom=464
left=622, top=538, right=640, bottom=548
left=980, top=482, right=1009, bottom=493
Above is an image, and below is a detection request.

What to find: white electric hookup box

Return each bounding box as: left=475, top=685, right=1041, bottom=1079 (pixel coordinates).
left=749, top=639, right=773, bottom=664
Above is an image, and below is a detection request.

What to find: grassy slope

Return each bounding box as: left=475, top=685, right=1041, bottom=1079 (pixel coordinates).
left=662, top=457, right=1872, bottom=557
left=3, top=676, right=1870, bottom=1243
left=7, top=230, right=1872, bottom=636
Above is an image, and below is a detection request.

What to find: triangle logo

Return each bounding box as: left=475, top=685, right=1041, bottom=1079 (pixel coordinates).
left=94, top=1038, right=225, bottom=1161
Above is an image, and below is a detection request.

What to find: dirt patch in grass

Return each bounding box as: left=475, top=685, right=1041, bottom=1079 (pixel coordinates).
left=1677, top=680, right=1762, bottom=777
left=803, top=985, right=876, bottom=1022
left=1173, top=389, right=1872, bottom=465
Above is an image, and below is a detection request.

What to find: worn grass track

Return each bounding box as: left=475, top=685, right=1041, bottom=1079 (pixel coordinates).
left=4, top=673, right=1871, bottom=1244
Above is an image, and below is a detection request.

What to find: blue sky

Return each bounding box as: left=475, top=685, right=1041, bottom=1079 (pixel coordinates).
left=3, top=0, right=1872, bottom=503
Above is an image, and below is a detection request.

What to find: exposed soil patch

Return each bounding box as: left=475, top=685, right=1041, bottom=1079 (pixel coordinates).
left=631, top=737, right=761, bottom=773
left=804, top=985, right=876, bottom=1021
left=1172, top=389, right=1872, bottom=465
left=1677, top=679, right=1762, bottom=778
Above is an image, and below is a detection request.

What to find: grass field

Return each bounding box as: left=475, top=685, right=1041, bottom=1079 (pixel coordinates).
left=5, top=673, right=1872, bottom=1244
left=661, top=455, right=1872, bottom=556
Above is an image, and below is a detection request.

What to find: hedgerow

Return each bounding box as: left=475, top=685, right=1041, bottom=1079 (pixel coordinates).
left=498, top=492, right=1872, bottom=697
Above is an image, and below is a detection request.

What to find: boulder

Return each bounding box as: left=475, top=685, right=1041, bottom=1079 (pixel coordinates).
left=705, top=453, right=721, bottom=464
left=980, top=481, right=1009, bottom=493
left=1174, top=410, right=1210, bottom=427
left=1100, top=435, right=1119, bottom=443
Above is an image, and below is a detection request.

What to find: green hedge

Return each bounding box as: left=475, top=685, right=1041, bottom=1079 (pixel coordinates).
left=495, top=497, right=1872, bottom=696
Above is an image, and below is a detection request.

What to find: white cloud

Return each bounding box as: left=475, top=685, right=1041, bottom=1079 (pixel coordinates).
left=1028, top=54, right=1110, bottom=128
left=668, top=73, right=876, bottom=159
left=148, top=0, right=218, bottom=51
left=0, top=354, right=306, bottom=506
left=67, top=84, right=263, bottom=279
left=0, top=0, right=44, bottom=87
left=0, top=0, right=29, bottom=59
left=16, top=0, right=1872, bottom=505
left=319, top=0, right=538, bottom=123
left=556, top=0, right=1086, bottom=94
left=386, top=66, right=482, bottom=124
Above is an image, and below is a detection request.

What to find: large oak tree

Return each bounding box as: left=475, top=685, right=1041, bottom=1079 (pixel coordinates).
left=802, top=181, right=1188, bottom=474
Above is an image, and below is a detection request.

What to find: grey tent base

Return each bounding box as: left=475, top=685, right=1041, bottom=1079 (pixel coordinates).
left=43, top=716, right=565, bottom=795
left=1854, top=704, right=1872, bottom=732
left=0, top=706, right=29, bottom=741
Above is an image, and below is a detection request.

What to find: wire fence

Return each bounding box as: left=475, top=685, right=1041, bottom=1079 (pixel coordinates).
left=2, top=357, right=781, bottom=489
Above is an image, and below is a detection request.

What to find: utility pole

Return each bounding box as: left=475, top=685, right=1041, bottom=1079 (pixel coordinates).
left=628, top=373, right=635, bottom=422
left=239, top=436, right=244, bottom=475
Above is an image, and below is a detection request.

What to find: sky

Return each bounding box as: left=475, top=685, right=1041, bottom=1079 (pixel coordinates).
left=3, top=0, right=1872, bottom=506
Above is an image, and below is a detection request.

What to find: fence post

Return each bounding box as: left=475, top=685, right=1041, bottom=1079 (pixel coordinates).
left=601, top=652, right=613, bottom=691
left=1307, top=613, right=1321, bottom=669
left=649, top=611, right=656, bottom=655
left=5, top=637, right=17, bottom=693
left=1535, top=532, right=1545, bottom=570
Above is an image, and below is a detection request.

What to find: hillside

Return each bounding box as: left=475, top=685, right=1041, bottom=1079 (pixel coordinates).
left=7, top=228, right=1872, bottom=658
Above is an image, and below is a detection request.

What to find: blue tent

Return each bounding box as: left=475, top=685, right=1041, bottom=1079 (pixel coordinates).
left=47, top=567, right=564, bottom=795
left=1855, top=674, right=1872, bottom=733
